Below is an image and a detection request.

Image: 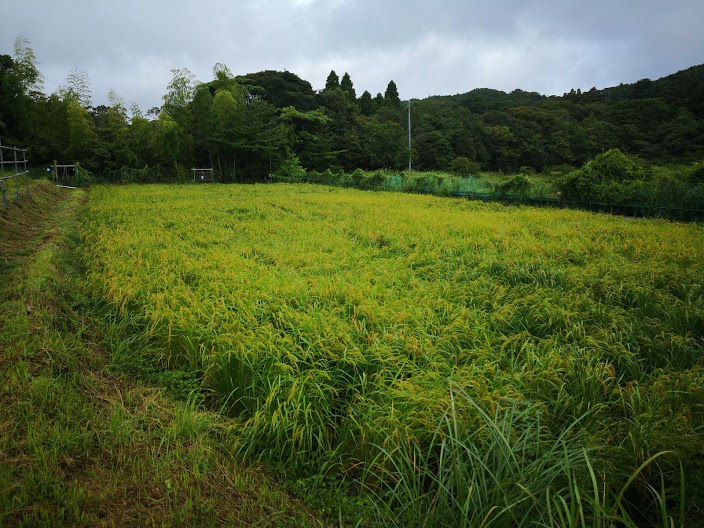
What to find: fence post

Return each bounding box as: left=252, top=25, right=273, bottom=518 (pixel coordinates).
left=23, top=149, right=29, bottom=196
left=0, top=141, right=6, bottom=211
left=14, top=148, right=19, bottom=201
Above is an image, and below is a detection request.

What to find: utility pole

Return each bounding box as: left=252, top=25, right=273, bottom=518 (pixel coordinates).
left=407, top=98, right=412, bottom=171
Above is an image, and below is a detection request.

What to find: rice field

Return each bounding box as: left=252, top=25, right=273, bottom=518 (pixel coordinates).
left=83, top=183, right=704, bottom=526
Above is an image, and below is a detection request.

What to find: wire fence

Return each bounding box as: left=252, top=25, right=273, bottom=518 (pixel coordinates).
left=0, top=141, right=31, bottom=212
left=297, top=171, right=704, bottom=222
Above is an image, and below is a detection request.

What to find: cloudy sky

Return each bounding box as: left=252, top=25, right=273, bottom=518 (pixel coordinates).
left=2, top=0, right=703, bottom=110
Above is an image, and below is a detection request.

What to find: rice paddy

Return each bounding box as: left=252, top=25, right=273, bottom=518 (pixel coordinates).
left=83, top=183, right=704, bottom=526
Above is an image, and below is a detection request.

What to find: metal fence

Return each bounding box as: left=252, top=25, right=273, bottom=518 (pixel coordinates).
left=0, top=141, right=30, bottom=212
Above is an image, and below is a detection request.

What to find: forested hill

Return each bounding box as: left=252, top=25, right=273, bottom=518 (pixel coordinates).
left=427, top=64, right=704, bottom=111
left=1, top=37, right=703, bottom=180
left=234, top=64, right=704, bottom=175
left=408, top=63, right=704, bottom=170
left=202, top=64, right=704, bottom=174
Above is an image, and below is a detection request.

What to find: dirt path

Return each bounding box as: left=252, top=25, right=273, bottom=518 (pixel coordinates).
left=0, top=182, right=323, bottom=527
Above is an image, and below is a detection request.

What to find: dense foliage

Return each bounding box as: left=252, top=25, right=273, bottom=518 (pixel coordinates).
left=85, top=184, right=704, bottom=526
left=1, top=38, right=703, bottom=182
left=556, top=150, right=704, bottom=214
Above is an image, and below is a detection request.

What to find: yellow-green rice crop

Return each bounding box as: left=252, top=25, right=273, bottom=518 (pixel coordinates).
left=83, top=183, right=704, bottom=526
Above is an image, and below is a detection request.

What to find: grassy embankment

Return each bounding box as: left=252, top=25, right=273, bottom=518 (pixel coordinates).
left=83, top=183, right=704, bottom=526
left=0, top=181, right=323, bottom=527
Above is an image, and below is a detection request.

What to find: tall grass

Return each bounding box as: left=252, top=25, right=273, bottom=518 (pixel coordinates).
left=363, top=384, right=685, bottom=527
left=82, top=183, right=704, bottom=525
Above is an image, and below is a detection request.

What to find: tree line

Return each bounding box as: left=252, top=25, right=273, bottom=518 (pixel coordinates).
left=1, top=37, right=703, bottom=181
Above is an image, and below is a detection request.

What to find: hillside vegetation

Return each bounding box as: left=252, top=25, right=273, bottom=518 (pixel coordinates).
left=2, top=37, right=703, bottom=180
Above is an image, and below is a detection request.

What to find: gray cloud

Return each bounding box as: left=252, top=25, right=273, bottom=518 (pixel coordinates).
left=2, top=0, right=702, bottom=110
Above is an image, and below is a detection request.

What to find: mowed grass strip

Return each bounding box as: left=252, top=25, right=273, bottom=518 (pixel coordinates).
left=83, top=183, right=704, bottom=525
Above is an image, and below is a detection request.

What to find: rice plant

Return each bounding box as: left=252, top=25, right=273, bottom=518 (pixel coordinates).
left=83, top=183, right=704, bottom=525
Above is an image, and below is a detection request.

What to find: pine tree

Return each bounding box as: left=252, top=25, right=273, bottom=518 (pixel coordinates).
left=340, top=72, right=356, bottom=99
left=325, top=70, right=339, bottom=91
left=384, top=80, right=400, bottom=106
left=360, top=90, right=373, bottom=115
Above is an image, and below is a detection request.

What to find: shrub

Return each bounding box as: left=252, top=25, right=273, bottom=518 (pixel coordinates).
left=557, top=149, right=644, bottom=202
left=306, top=170, right=323, bottom=184
left=360, top=170, right=385, bottom=190
left=273, top=155, right=306, bottom=183
left=497, top=174, right=532, bottom=195
left=175, top=164, right=192, bottom=183
left=351, top=168, right=366, bottom=188
left=451, top=156, right=481, bottom=176
left=586, top=149, right=641, bottom=184
left=74, top=162, right=93, bottom=187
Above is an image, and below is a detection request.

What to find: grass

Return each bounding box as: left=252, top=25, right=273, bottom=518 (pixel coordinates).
left=81, top=182, right=704, bottom=526
left=0, top=181, right=323, bottom=527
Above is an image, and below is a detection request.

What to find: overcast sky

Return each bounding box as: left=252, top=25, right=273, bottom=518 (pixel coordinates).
left=2, top=0, right=703, bottom=110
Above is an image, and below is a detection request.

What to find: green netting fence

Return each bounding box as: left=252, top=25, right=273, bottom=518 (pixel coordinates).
left=293, top=170, right=704, bottom=222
